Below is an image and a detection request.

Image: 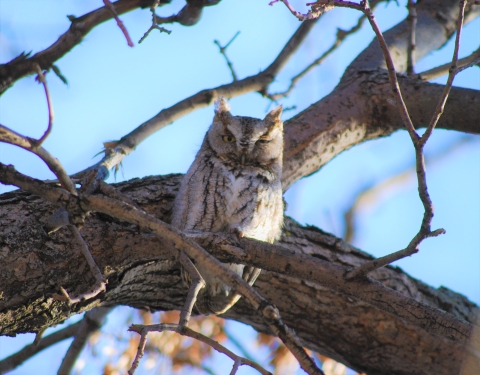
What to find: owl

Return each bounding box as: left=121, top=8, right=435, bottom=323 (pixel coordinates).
left=171, top=97, right=284, bottom=315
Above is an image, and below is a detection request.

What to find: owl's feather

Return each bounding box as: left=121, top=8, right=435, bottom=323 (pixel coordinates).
left=172, top=97, right=283, bottom=315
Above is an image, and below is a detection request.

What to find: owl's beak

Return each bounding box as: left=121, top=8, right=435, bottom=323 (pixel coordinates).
left=240, top=154, right=246, bottom=165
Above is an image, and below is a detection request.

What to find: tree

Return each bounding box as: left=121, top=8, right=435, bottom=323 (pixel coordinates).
left=0, top=0, right=479, bottom=374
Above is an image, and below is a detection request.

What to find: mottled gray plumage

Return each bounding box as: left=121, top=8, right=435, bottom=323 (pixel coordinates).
left=172, top=97, right=284, bottom=315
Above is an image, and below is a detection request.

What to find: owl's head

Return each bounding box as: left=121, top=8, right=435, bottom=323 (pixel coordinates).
left=207, top=97, right=283, bottom=167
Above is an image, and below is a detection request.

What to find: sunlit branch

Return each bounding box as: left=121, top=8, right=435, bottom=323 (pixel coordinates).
left=71, top=19, right=318, bottom=181
left=329, top=0, right=450, bottom=279
left=418, top=47, right=480, bottom=80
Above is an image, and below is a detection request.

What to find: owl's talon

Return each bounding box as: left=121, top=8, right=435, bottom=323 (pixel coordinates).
left=232, top=228, right=245, bottom=238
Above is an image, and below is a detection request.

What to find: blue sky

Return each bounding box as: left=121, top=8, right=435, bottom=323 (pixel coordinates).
left=0, top=1, right=479, bottom=374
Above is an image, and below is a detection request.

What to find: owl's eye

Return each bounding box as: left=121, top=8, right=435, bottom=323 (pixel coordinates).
left=222, top=135, right=235, bottom=143
left=258, top=138, right=270, bottom=144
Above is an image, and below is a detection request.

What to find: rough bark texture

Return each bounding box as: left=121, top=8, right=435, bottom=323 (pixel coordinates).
left=1, top=175, right=478, bottom=375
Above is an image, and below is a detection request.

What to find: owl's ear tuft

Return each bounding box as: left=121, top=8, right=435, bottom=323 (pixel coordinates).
left=214, top=97, right=231, bottom=115
left=265, top=105, right=283, bottom=126
left=214, top=97, right=232, bottom=125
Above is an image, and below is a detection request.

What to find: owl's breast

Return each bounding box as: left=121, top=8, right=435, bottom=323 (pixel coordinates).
left=222, top=167, right=283, bottom=243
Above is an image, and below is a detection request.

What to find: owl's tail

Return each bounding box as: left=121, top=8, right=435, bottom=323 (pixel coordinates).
left=196, top=266, right=261, bottom=315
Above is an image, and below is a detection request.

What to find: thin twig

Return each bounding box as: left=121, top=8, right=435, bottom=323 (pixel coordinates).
left=343, top=136, right=476, bottom=243
left=0, top=124, right=76, bottom=194
left=230, top=357, right=244, bottom=375
left=59, top=226, right=106, bottom=304
left=406, top=0, right=417, bottom=76
left=0, top=0, right=148, bottom=94
left=214, top=31, right=240, bottom=81
left=33, top=64, right=54, bottom=146
left=103, top=0, right=134, bottom=47
left=139, top=0, right=171, bottom=44
left=72, top=19, right=318, bottom=180
left=330, top=0, right=470, bottom=279
left=270, top=0, right=334, bottom=21
left=418, top=47, right=480, bottom=80
left=128, top=323, right=272, bottom=375
left=419, top=0, right=468, bottom=147
left=267, top=13, right=367, bottom=100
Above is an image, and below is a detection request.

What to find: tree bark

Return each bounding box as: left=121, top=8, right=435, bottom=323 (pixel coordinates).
left=1, top=175, right=478, bottom=375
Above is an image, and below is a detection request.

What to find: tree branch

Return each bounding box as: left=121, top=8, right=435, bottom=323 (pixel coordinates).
left=418, top=47, right=480, bottom=80
left=0, top=307, right=111, bottom=373
left=0, top=164, right=324, bottom=375
left=71, top=19, right=319, bottom=180
left=0, top=0, right=158, bottom=94
left=1, top=174, right=478, bottom=374
left=57, top=307, right=113, bottom=375
left=128, top=323, right=272, bottom=375
left=0, top=125, right=76, bottom=195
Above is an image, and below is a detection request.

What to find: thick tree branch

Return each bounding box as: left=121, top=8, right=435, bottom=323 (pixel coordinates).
left=1, top=174, right=478, bottom=374
left=0, top=164, right=324, bottom=375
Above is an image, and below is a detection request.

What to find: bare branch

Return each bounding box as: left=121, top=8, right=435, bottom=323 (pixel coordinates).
left=267, top=13, right=367, bottom=100
left=103, top=0, right=134, bottom=47
left=329, top=0, right=457, bottom=278
left=343, top=136, right=476, bottom=243
left=0, top=325, right=80, bottom=373
left=419, top=0, right=468, bottom=147
left=0, top=163, right=475, bottom=345
left=57, top=307, right=113, bottom=375
left=57, top=226, right=106, bottom=304
left=177, top=252, right=206, bottom=329
left=0, top=125, right=76, bottom=195
left=214, top=31, right=240, bottom=81
left=128, top=323, right=272, bottom=375
left=0, top=0, right=152, bottom=94
left=72, top=19, right=319, bottom=180
left=138, top=0, right=171, bottom=44
left=154, top=0, right=222, bottom=27
left=270, top=0, right=334, bottom=20
left=0, top=307, right=111, bottom=373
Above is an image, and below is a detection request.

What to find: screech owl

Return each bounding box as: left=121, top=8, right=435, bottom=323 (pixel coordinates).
left=171, top=97, right=284, bottom=315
